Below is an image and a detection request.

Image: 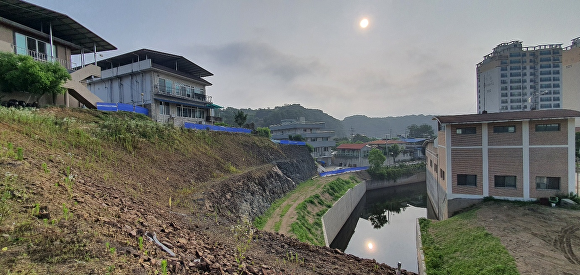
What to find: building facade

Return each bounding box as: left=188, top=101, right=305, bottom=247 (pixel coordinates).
left=426, top=109, right=580, bottom=220
left=87, top=49, right=221, bottom=126
left=269, top=118, right=335, bottom=165
left=477, top=40, right=565, bottom=113
left=563, top=37, right=580, bottom=114
left=333, top=143, right=371, bottom=167
left=0, top=0, right=115, bottom=108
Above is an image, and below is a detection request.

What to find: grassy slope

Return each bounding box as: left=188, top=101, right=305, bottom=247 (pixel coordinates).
left=255, top=175, right=359, bottom=246
left=420, top=208, right=519, bottom=275
left=0, top=107, right=285, bottom=274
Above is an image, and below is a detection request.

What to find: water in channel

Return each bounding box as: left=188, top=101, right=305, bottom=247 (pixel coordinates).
left=329, top=181, right=427, bottom=273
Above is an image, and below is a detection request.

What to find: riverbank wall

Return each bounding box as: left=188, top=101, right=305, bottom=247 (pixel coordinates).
left=322, top=172, right=425, bottom=246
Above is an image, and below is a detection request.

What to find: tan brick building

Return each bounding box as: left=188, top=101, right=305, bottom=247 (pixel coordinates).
left=425, top=109, right=580, bottom=220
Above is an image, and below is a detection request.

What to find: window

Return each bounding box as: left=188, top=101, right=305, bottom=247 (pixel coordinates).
left=440, top=169, right=445, bottom=180
left=510, top=66, right=521, bottom=70
left=510, top=72, right=521, bottom=77
left=501, top=99, right=508, bottom=104
left=493, top=125, right=516, bottom=133
left=540, top=64, right=551, bottom=69
left=14, top=32, right=57, bottom=61
left=535, top=123, right=560, bottom=131
left=510, top=105, right=522, bottom=110
left=434, top=164, right=438, bottom=172
left=456, top=127, right=476, bottom=134
left=540, top=57, right=552, bottom=62
left=430, top=159, right=433, bottom=168
left=158, top=78, right=166, bottom=92
left=495, top=175, right=516, bottom=188
left=540, top=103, right=552, bottom=109
left=536, top=176, right=560, bottom=190
left=501, top=67, right=507, bottom=71
left=553, top=70, right=560, bottom=75
left=457, top=174, right=477, bottom=186
left=540, top=70, right=552, bottom=75
left=501, top=73, right=508, bottom=78
left=510, top=98, right=522, bottom=103
left=510, top=59, right=521, bottom=64
left=510, top=78, right=521, bottom=83
left=158, top=101, right=170, bottom=115
left=539, top=50, right=551, bottom=55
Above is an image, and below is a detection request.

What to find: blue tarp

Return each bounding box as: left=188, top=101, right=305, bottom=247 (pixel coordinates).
left=273, top=140, right=306, bottom=146
left=183, top=122, right=252, bottom=134
left=319, top=166, right=369, bottom=177
left=402, top=138, right=427, bottom=143
left=96, top=102, right=149, bottom=116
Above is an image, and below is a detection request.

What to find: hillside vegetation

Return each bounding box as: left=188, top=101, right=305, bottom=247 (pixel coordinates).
left=0, top=107, right=411, bottom=275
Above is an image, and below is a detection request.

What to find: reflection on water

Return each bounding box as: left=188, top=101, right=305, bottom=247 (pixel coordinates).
left=330, top=181, right=426, bottom=273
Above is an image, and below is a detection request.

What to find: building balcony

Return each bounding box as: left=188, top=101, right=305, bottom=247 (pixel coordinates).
left=154, top=84, right=212, bottom=103
left=13, top=45, right=72, bottom=69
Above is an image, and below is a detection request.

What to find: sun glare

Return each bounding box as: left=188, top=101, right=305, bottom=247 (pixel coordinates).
left=360, top=18, right=369, bottom=28
left=367, top=242, right=373, bottom=250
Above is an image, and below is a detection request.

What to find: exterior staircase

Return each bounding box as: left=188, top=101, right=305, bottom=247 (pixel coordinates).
left=61, top=64, right=102, bottom=109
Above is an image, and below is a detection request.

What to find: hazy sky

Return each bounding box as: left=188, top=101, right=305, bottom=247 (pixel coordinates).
left=28, top=0, right=580, bottom=119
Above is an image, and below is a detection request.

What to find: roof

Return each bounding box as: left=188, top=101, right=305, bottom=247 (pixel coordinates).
left=435, top=109, right=580, bottom=125
left=96, top=49, right=213, bottom=78
left=336, top=143, right=368, bottom=150
left=0, top=0, right=116, bottom=54
left=366, top=140, right=386, bottom=145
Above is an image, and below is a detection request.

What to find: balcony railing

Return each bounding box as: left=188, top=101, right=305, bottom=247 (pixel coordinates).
left=154, top=84, right=212, bottom=102
left=12, top=45, right=72, bottom=69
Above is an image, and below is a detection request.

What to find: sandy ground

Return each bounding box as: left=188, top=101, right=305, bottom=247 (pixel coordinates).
left=477, top=202, right=580, bottom=275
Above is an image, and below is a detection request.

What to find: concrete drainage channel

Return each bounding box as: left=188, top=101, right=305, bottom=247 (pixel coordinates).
left=321, top=174, right=426, bottom=274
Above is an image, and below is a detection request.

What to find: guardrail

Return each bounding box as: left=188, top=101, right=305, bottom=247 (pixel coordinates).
left=183, top=122, right=251, bottom=133
left=96, top=102, right=149, bottom=116
left=319, top=166, right=369, bottom=177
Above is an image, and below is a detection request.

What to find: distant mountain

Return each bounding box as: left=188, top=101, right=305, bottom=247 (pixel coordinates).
left=342, top=114, right=437, bottom=139
left=218, top=104, right=346, bottom=137
left=218, top=104, right=437, bottom=139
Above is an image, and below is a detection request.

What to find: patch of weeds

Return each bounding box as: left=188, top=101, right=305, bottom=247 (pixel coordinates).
left=62, top=203, right=72, bottom=221
left=41, top=162, right=50, bottom=174
left=16, top=147, right=23, bottom=161
left=138, top=236, right=144, bottom=251
left=231, top=220, right=255, bottom=271
left=161, top=259, right=168, bottom=275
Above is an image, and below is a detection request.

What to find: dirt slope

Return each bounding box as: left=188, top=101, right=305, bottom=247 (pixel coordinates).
left=0, top=107, right=411, bottom=275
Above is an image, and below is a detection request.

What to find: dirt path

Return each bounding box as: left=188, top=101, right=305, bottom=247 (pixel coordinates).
left=262, top=174, right=355, bottom=236
left=476, top=202, right=580, bottom=275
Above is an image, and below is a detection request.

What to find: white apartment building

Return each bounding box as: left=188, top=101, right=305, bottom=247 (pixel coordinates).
left=477, top=39, right=574, bottom=113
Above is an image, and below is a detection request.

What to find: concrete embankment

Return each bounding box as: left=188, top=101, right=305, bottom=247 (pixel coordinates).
left=322, top=172, right=426, bottom=246
left=321, top=180, right=366, bottom=246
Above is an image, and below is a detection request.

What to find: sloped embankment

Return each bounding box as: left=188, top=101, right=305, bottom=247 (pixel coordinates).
left=0, top=107, right=412, bottom=274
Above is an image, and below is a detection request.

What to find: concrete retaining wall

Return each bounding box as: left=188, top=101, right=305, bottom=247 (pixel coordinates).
left=322, top=181, right=366, bottom=246
left=366, top=171, right=426, bottom=190
left=416, top=219, right=427, bottom=275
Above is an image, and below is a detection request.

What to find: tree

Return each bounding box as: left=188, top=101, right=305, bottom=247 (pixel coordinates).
left=288, top=134, right=305, bottom=141
left=234, top=110, right=248, bottom=127
left=368, top=148, right=386, bottom=172
left=255, top=127, right=271, bottom=138
left=388, top=144, right=402, bottom=163
left=407, top=124, right=434, bottom=138
left=0, top=52, right=70, bottom=101
left=351, top=134, right=375, bottom=144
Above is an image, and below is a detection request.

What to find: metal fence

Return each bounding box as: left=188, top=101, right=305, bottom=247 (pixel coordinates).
left=96, top=102, right=149, bottom=115
left=183, top=122, right=252, bottom=133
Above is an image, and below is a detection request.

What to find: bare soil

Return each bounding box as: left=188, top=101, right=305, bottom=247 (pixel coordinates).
left=0, top=108, right=412, bottom=275
left=476, top=201, right=580, bottom=275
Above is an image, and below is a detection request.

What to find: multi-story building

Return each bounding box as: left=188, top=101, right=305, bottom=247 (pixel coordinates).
left=425, top=109, right=580, bottom=220
left=563, top=37, right=580, bottom=114
left=269, top=118, right=335, bottom=165
left=87, top=49, right=222, bottom=126
left=477, top=40, right=565, bottom=113
left=333, top=143, right=371, bottom=167
left=0, top=0, right=115, bottom=108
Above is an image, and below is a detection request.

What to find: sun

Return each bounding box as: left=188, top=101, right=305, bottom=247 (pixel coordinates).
left=367, top=242, right=373, bottom=250
left=360, top=18, right=369, bottom=28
